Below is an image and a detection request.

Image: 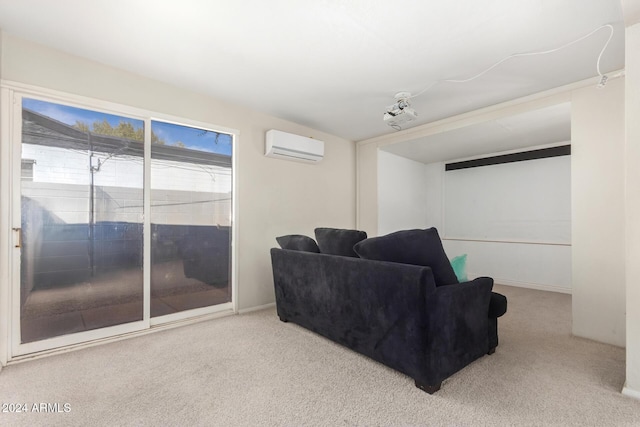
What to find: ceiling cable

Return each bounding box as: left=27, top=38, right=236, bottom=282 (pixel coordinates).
left=408, top=24, right=614, bottom=100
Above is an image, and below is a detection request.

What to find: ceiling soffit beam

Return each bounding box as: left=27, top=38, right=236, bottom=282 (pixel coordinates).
left=358, top=69, right=625, bottom=149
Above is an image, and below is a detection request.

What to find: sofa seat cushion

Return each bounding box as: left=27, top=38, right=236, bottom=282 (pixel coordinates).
left=353, top=228, right=459, bottom=286
left=489, top=292, right=507, bottom=318
left=276, top=235, right=320, bottom=253
left=314, top=227, right=367, bottom=257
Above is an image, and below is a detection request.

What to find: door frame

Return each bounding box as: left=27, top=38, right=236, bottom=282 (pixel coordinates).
left=0, top=81, right=238, bottom=362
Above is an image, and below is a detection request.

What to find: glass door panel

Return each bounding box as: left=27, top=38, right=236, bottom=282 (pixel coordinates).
left=20, top=98, right=144, bottom=343
left=150, top=120, right=233, bottom=317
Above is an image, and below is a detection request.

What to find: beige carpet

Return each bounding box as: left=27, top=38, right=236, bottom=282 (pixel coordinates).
left=0, top=284, right=639, bottom=426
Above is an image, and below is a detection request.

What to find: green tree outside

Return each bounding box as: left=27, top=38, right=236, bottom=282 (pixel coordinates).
left=74, top=119, right=168, bottom=145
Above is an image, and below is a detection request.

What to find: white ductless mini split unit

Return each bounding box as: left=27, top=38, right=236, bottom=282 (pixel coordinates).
left=265, top=129, right=324, bottom=163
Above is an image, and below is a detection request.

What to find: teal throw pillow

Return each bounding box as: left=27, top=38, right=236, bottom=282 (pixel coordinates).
left=450, top=254, right=468, bottom=282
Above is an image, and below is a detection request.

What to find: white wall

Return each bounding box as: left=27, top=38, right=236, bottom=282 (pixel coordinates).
left=357, top=142, right=378, bottom=235
left=423, top=149, right=573, bottom=293
left=377, top=150, right=429, bottom=235
left=425, top=162, right=444, bottom=230
left=571, top=77, right=626, bottom=347
left=443, top=155, right=571, bottom=243
left=361, top=152, right=444, bottom=237
left=624, top=20, right=640, bottom=398
left=376, top=144, right=573, bottom=292
left=443, top=239, right=571, bottom=292
left=0, top=29, right=6, bottom=370
left=0, top=33, right=356, bottom=317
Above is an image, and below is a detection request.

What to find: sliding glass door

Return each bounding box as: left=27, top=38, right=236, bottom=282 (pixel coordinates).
left=149, top=120, right=233, bottom=317
left=19, top=98, right=145, bottom=344
left=12, top=93, right=234, bottom=355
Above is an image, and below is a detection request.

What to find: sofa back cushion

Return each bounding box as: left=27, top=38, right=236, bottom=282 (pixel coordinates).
left=353, top=228, right=459, bottom=286
left=314, top=227, right=367, bottom=257
left=276, top=234, right=320, bottom=253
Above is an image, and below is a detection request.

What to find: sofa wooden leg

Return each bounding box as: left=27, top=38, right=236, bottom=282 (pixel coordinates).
left=278, top=316, right=288, bottom=323
left=415, top=380, right=441, bottom=394
left=488, top=347, right=496, bottom=355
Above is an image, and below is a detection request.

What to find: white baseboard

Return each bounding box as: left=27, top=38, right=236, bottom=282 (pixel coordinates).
left=622, top=382, right=640, bottom=401
left=238, top=302, right=276, bottom=314
left=468, top=273, right=572, bottom=295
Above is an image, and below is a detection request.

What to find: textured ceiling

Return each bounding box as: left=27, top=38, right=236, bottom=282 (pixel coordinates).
left=0, top=1, right=625, bottom=142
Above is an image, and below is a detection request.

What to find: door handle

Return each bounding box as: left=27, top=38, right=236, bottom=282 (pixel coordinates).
left=12, top=228, right=21, bottom=248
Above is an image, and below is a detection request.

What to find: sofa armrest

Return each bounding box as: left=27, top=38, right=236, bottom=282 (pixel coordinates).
left=489, top=292, right=507, bottom=318
left=424, top=277, right=493, bottom=384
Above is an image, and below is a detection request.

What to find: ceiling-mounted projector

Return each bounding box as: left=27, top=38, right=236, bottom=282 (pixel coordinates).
left=384, top=91, right=417, bottom=128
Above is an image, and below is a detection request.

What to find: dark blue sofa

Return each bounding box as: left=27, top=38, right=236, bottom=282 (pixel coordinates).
left=270, top=228, right=506, bottom=393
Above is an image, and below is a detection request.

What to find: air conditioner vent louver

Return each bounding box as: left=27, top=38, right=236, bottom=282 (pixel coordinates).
left=265, top=129, right=324, bottom=164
